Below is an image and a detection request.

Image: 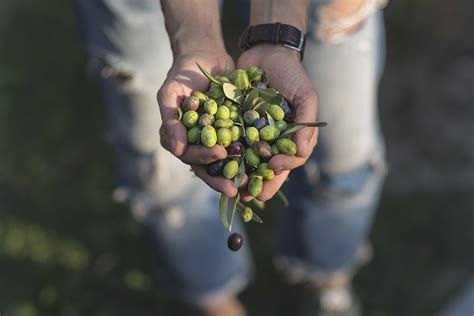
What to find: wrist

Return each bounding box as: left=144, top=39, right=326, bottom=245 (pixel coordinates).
left=244, top=44, right=301, bottom=62
left=172, top=36, right=226, bottom=57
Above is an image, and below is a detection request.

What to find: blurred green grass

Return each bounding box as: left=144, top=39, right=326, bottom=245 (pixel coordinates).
left=0, top=1, right=473, bottom=316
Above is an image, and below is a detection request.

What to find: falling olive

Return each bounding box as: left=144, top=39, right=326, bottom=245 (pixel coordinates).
left=227, top=233, right=243, bottom=251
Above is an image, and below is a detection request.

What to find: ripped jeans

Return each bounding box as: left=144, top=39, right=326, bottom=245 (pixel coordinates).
left=74, top=0, right=387, bottom=307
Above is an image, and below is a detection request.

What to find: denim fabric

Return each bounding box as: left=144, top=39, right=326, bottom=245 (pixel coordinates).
left=74, top=0, right=387, bottom=306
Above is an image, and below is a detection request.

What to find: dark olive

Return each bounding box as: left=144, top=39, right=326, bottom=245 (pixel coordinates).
left=280, top=99, right=293, bottom=120
left=245, top=164, right=256, bottom=174
left=227, top=141, right=243, bottom=156
left=206, top=159, right=227, bottom=177
left=254, top=117, right=268, bottom=130
left=227, top=233, right=243, bottom=251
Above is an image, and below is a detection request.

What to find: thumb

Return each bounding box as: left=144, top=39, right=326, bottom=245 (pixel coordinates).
left=157, top=86, right=188, bottom=157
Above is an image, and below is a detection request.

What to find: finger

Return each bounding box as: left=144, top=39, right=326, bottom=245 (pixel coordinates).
left=180, top=145, right=227, bottom=165
left=293, top=127, right=316, bottom=158
left=192, top=165, right=238, bottom=197
left=292, top=90, right=318, bottom=157
left=240, top=192, right=254, bottom=202
left=157, top=85, right=188, bottom=157
left=257, top=171, right=289, bottom=201
left=269, top=154, right=306, bottom=174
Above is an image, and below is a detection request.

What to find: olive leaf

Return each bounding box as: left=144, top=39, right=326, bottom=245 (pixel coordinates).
left=239, top=116, right=246, bottom=137
left=196, top=62, right=222, bottom=85
left=257, top=88, right=278, bottom=101
left=266, top=111, right=276, bottom=127
left=177, top=108, right=183, bottom=121
left=261, top=71, right=268, bottom=84
left=253, top=100, right=268, bottom=112
left=251, top=212, right=264, bottom=224
left=219, top=193, right=230, bottom=230
left=279, top=122, right=328, bottom=138
left=234, top=161, right=246, bottom=188
left=270, top=94, right=285, bottom=105
left=243, top=89, right=259, bottom=111
left=223, top=82, right=243, bottom=104
left=251, top=198, right=265, bottom=210
left=224, top=61, right=231, bottom=77
left=276, top=190, right=289, bottom=207
left=228, top=193, right=240, bottom=231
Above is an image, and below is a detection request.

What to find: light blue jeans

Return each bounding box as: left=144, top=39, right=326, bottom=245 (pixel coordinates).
left=74, top=0, right=387, bottom=307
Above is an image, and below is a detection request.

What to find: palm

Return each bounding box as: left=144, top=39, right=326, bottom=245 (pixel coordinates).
left=157, top=52, right=243, bottom=197
left=237, top=47, right=320, bottom=201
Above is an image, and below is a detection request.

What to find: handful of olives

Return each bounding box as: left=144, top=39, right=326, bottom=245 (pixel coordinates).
left=178, top=63, right=326, bottom=251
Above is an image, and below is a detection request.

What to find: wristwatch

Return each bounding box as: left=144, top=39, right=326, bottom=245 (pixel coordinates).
left=239, top=22, right=306, bottom=60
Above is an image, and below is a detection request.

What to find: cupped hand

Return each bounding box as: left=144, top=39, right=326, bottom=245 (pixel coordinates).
left=156, top=51, right=241, bottom=197
left=237, top=45, right=321, bottom=201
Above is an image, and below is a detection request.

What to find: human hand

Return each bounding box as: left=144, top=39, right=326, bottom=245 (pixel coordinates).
left=237, top=45, right=320, bottom=201
left=157, top=52, right=244, bottom=197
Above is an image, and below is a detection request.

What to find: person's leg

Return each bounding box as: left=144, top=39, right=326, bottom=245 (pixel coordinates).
left=276, top=4, right=388, bottom=314
left=73, top=1, right=251, bottom=314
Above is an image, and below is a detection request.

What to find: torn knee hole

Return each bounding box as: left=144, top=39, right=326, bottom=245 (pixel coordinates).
left=315, top=0, right=388, bottom=42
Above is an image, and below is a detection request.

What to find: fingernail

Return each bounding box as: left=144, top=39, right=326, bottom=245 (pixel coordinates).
left=170, top=139, right=177, bottom=154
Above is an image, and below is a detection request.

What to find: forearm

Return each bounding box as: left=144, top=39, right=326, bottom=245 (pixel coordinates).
left=160, top=0, right=225, bottom=56
left=249, top=0, right=310, bottom=30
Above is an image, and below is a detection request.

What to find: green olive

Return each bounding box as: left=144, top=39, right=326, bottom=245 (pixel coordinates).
left=257, top=162, right=274, bottom=180
left=230, top=110, right=239, bottom=121
left=216, top=106, right=230, bottom=120
left=245, top=127, right=260, bottom=145
left=245, top=148, right=261, bottom=167
left=201, top=125, right=217, bottom=148
left=271, top=144, right=280, bottom=155
left=228, top=104, right=239, bottom=112
left=275, top=120, right=288, bottom=132
left=187, top=126, right=201, bottom=144
left=248, top=177, right=263, bottom=198
left=207, top=84, right=223, bottom=99
left=240, top=207, right=253, bottom=223
left=230, top=125, right=241, bottom=141
left=230, top=69, right=250, bottom=90
left=204, top=99, right=218, bottom=115
left=214, top=119, right=234, bottom=128
left=223, top=160, right=239, bottom=179
left=217, top=127, right=232, bottom=148
left=182, top=110, right=199, bottom=128
left=276, top=138, right=297, bottom=155
left=268, top=104, right=285, bottom=121
left=259, top=126, right=280, bottom=141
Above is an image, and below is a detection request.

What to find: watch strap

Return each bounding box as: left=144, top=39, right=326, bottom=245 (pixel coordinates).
left=239, top=23, right=306, bottom=60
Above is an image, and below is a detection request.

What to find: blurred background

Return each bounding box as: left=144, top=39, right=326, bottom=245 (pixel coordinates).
left=0, top=0, right=473, bottom=315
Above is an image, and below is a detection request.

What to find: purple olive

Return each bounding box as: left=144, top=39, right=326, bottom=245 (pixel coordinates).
left=254, top=117, right=268, bottom=130
left=207, top=159, right=227, bottom=177
left=252, top=81, right=267, bottom=89
left=227, top=233, right=243, bottom=251
left=227, top=141, right=243, bottom=156
left=280, top=99, right=293, bottom=120
left=254, top=141, right=273, bottom=160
